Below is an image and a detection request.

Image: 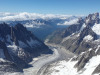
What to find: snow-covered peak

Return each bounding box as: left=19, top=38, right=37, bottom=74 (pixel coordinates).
left=85, top=13, right=99, bottom=24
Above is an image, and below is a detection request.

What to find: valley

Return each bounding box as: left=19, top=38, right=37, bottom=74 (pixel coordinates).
left=0, top=12, right=100, bottom=75
left=3, top=43, right=74, bottom=75
left=0, top=0, right=100, bottom=75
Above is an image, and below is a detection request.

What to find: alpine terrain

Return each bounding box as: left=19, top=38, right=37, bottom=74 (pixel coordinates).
left=0, top=23, right=52, bottom=74
left=0, top=12, right=100, bottom=75
left=46, top=12, right=100, bottom=75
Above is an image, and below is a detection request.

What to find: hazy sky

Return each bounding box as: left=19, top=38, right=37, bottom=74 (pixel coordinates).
left=0, top=0, right=100, bottom=15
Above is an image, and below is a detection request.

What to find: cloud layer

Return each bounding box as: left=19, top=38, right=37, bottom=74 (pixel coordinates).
left=0, top=12, right=75, bottom=21
left=57, top=19, right=79, bottom=25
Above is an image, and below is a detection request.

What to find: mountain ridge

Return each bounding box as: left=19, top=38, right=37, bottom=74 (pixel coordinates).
left=0, top=23, right=52, bottom=73
left=46, top=12, right=100, bottom=74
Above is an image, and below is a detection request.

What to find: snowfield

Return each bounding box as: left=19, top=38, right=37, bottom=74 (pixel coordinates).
left=44, top=55, right=100, bottom=75
left=48, top=59, right=78, bottom=75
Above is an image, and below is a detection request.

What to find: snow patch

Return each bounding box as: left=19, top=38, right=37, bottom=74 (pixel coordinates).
left=92, top=23, right=100, bottom=35
left=0, top=58, right=6, bottom=62
left=86, top=18, right=90, bottom=24
left=80, top=23, right=86, bottom=31
left=7, top=42, right=18, bottom=54
left=50, top=59, right=78, bottom=75
left=95, top=45, right=100, bottom=53
left=7, top=42, right=26, bottom=57
left=80, top=52, right=85, bottom=55
left=33, top=58, right=38, bottom=61
left=89, top=48, right=92, bottom=51
left=27, top=38, right=41, bottom=47
left=83, top=35, right=93, bottom=42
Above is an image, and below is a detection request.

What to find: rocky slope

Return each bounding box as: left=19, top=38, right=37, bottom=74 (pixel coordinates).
left=46, top=12, right=100, bottom=74
left=0, top=23, right=52, bottom=73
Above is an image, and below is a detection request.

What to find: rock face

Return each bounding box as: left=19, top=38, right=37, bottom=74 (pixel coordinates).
left=47, top=13, right=100, bottom=74
left=0, top=23, right=52, bottom=72
left=47, top=18, right=84, bottom=44
left=74, top=50, right=95, bottom=71
left=85, top=13, right=100, bottom=26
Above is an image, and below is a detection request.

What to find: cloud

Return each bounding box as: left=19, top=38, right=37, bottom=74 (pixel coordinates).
left=57, top=19, right=79, bottom=25
left=0, top=12, right=82, bottom=21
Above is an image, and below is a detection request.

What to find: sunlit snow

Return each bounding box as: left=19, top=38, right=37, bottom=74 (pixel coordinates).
left=83, top=35, right=93, bottom=42
left=92, top=23, right=100, bottom=36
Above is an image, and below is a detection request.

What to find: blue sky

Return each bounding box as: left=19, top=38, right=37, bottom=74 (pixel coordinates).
left=0, top=0, right=100, bottom=15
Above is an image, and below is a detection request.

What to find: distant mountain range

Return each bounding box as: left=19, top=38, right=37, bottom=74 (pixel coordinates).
left=0, top=12, right=82, bottom=41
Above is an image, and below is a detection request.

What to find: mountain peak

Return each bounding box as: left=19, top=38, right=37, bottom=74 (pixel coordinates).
left=85, top=12, right=100, bottom=26
left=77, top=25, right=98, bottom=44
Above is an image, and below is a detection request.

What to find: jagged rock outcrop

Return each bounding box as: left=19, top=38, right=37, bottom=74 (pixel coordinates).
left=48, top=18, right=84, bottom=44
left=74, top=50, right=95, bottom=71
left=85, top=13, right=100, bottom=26
left=0, top=23, right=52, bottom=72
left=77, top=25, right=98, bottom=44
left=93, top=64, right=100, bottom=74
left=0, top=40, right=22, bottom=72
